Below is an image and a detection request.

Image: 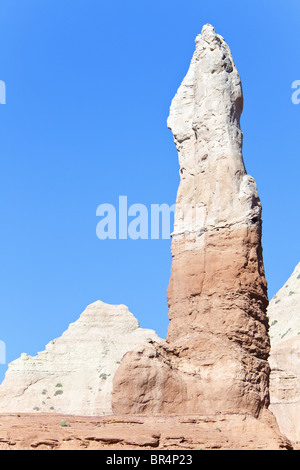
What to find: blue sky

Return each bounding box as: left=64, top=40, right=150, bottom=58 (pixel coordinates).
left=0, top=0, right=299, bottom=382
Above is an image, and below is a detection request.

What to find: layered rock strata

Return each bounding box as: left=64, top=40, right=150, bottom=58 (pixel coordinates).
left=0, top=301, right=159, bottom=416
left=268, top=262, right=300, bottom=443
left=112, top=25, right=271, bottom=418
left=0, top=413, right=293, bottom=450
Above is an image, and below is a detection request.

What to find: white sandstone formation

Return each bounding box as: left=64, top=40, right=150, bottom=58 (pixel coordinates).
left=167, top=24, right=262, bottom=243
left=268, top=262, right=300, bottom=345
left=268, top=262, right=300, bottom=443
left=0, top=301, right=160, bottom=416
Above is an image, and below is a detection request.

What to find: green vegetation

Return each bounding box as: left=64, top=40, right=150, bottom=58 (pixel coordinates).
left=59, top=421, right=70, bottom=427
left=99, top=373, right=110, bottom=380
left=281, top=328, right=291, bottom=339
left=54, top=389, right=63, bottom=396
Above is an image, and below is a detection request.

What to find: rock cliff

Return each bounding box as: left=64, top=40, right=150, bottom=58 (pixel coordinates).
left=112, top=24, right=272, bottom=418
left=0, top=301, right=160, bottom=415
left=268, top=262, right=300, bottom=443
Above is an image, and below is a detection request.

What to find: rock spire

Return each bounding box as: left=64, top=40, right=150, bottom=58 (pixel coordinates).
left=112, top=25, right=271, bottom=417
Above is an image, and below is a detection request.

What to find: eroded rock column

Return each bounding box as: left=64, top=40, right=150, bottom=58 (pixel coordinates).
left=112, top=25, right=271, bottom=418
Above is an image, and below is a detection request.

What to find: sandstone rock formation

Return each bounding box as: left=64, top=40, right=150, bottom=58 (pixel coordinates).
left=268, top=262, right=300, bottom=346
left=112, top=25, right=272, bottom=419
left=0, top=301, right=160, bottom=416
left=268, top=262, right=300, bottom=443
left=0, top=412, right=293, bottom=450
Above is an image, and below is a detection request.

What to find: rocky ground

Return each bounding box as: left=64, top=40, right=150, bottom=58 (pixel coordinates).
left=0, top=412, right=295, bottom=450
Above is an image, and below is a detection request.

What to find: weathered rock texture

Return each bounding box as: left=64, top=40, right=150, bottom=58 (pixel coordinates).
left=112, top=25, right=271, bottom=419
left=268, top=262, right=300, bottom=346
left=268, top=262, right=300, bottom=443
left=0, top=301, right=159, bottom=416
left=0, top=412, right=293, bottom=450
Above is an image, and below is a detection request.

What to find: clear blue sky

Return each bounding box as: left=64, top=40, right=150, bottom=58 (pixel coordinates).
left=1, top=0, right=299, bottom=382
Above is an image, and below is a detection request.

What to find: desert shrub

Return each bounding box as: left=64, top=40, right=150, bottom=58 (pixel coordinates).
left=99, top=373, right=110, bottom=380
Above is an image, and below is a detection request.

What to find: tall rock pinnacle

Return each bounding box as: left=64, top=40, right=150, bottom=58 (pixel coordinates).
left=166, top=24, right=269, bottom=360
left=168, top=24, right=260, bottom=241
left=112, top=25, right=271, bottom=418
